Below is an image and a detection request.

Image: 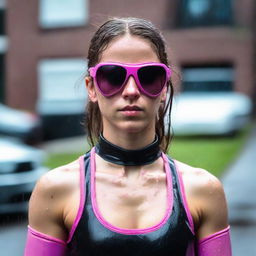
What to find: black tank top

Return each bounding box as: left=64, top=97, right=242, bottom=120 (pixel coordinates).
left=67, top=149, right=195, bottom=256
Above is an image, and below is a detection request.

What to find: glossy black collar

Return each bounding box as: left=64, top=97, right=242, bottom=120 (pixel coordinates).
left=95, top=134, right=161, bottom=166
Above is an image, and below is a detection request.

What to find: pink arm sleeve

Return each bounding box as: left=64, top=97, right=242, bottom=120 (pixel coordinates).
left=24, top=226, right=67, bottom=256
left=197, top=226, right=232, bottom=256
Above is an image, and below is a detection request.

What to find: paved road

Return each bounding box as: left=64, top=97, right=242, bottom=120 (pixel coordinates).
left=222, top=124, right=256, bottom=256
left=0, top=214, right=27, bottom=256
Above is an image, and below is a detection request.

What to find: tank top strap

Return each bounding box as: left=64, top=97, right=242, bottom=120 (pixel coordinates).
left=67, top=151, right=92, bottom=243
left=165, top=154, right=195, bottom=234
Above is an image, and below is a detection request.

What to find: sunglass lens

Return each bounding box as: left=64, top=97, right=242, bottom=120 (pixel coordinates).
left=96, top=65, right=126, bottom=95
left=138, top=66, right=166, bottom=96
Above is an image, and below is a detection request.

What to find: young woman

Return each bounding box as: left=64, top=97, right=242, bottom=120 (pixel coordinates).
left=24, top=17, right=232, bottom=256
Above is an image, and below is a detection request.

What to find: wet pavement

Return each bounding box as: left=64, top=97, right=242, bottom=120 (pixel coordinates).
left=38, top=135, right=89, bottom=154
left=222, top=124, right=256, bottom=256
left=0, top=214, right=27, bottom=256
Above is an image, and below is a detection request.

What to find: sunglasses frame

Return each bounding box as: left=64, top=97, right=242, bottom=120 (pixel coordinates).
left=89, top=62, right=171, bottom=97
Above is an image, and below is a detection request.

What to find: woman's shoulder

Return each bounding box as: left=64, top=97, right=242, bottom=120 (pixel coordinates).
left=29, top=158, right=81, bottom=213
left=173, top=160, right=228, bottom=232
left=35, top=158, right=81, bottom=196
left=173, top=159, right=224, bottom=199
left=28, top=158, right=82, bottom=239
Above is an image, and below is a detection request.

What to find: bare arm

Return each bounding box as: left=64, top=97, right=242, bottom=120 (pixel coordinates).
left=24, top=161, right=80, bottom=256
left=192, top=170, right=229, bottom=239
left=178, top=161, right=232, bottom=255
left=195, top=171, right=232, bottom=255
left=28, top=168, right=69, bottom=240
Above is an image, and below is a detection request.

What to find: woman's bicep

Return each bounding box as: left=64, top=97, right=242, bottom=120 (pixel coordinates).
left=28, top=172, right=68, bottom=241
left=195, top=175, right=232, bottom=255
left=197, top=176, right=229, bottom=240
left=25, top=172, right=69, bottom=255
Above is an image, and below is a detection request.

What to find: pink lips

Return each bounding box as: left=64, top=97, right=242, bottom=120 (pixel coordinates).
left=120, top=105, right=143, bottom=116
left=121, top=105, right=142, bottom=111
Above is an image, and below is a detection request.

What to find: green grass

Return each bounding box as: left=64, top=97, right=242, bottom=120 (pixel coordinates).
left=44, top=152, right=83, bottom=170
left=168, top=125, right=251, bottom=177
left=44, top=125, right=252, bottom=177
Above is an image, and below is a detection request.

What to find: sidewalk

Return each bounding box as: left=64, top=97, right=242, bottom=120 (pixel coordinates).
left=222, top=124, right=256, bottom=256
left=38, top=135, right=89, bottom=154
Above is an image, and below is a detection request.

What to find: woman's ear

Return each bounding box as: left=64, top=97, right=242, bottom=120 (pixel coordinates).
left=160, top=86, right=167, bottom=103
left=85, top=76, right=98, bottom=103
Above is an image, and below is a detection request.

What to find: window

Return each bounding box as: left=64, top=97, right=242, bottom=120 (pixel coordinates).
left=37, top=58, right=88, bottom=115
left=182, top=66, right=234, bottom=92
left=0, top=54, right=4, bottom=102
left=0, top=0, right=5, bottom=35
left=0, top=0, right=6, bottom=102
left=177, top=0, right=233, bottom=28
left=39, top=0, right=89, bottom=29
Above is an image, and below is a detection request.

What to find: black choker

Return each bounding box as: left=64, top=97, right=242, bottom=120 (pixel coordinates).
left=95, top=134, right=161, bottom=166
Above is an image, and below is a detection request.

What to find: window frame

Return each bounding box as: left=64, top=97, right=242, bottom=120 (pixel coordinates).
left=37, top=58, right=88, bottom=115
left=177, top=0, right=233, bottom=28
left=39, top=0, right=89, bottom=29
left=181, top=65, right=234, bottom=92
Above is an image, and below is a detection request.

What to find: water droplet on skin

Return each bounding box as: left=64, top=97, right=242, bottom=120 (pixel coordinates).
left=140, top=169, right=146, bottom=176
left=153, top=189, right=159, bottom=196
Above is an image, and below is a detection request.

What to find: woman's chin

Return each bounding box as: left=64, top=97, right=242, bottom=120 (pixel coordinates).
left=117, top=121, right=154, bottom=134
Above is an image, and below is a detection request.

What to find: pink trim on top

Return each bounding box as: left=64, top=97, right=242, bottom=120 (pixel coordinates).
left=28, top=225, right=67, bottom=245
left=199, top=226, right=230, bottom=245
left=67, top=155, right=86, bottom=243
left=90, top=150, right=173, bottom=235
left=174, top=160, right=195, bottom=235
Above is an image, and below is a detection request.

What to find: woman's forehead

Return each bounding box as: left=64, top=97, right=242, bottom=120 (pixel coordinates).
left=99, top=35, right=159, bottom=63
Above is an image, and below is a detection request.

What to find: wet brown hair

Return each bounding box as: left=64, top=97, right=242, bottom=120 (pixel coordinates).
left=85, top=17, right=173, bottom=152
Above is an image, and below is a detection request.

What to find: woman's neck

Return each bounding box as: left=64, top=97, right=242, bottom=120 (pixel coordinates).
left=102, top=130, right=156, bottom=150
left=95, top=133, right=161, bottom=166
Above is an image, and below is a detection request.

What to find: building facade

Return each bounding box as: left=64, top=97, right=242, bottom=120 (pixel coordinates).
left=3, top=0, right=256, bottom=116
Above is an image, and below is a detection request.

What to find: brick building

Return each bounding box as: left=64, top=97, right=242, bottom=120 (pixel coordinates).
left=2, top=0, right=256, bottom=137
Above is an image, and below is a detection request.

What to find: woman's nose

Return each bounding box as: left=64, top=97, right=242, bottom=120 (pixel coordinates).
left=121, top=76, right=141, bottom=99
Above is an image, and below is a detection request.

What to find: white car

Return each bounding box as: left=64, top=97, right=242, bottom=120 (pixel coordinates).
left=0, top=103, right=42, bottom=144
left=0, top=138, right=48, bottom=214
left=170, top=92, right=252, bottom=136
